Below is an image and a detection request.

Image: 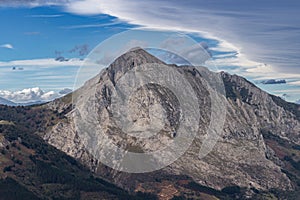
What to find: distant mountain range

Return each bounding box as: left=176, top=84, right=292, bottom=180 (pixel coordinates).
left=0, top=97, right=16, bottom=106
left=261, top=79, right=286, bottom=84
left=0, top=88, right=72, bottom=106
left=0, top=97, right=44, bottom=106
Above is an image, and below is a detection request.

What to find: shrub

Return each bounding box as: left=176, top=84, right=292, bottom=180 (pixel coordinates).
left=3, top=165, right=13, bottom=172
left=221, top=186, right=241, bottom=194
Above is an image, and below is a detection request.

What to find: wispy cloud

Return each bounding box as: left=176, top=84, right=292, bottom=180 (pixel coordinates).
left=0, top=0, right=70, bottom=7
left=28, top=14, right=63, bottom=18
left=24, top=32, right=41, bottom=35
left=0, top=44, right=14, bottom=49
left=0, top=58, right=89, bottom=67
left=3, top=0, right=300, bottom=75
left=62, top=0, right=300, bottom=75
left=61, top=21, right=121, bottom=29
left=288, top=80, right=300, bottom=86
left=0, top=57, right=98, bottom=92
left=1, top=0, right=299, bottom=102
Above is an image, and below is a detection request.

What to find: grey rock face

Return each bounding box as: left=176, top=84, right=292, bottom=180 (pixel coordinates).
left=43, top=48, right=299, bottom=192
left=0, top=134, right=9, bottom=148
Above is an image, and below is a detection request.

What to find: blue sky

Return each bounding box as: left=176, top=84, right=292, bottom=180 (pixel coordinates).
left=0, top=0, right=299, bottom=103
left=0, top=6, right=134, bottom=61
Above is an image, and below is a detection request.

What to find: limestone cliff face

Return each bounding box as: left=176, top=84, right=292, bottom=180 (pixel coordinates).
left=44, top=48, right=300, bottom=192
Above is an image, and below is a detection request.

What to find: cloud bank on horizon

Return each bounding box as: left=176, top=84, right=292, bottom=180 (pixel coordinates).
left=0, top=87, right=73, bottom=104
left=0, top=87, right=59, bottom=103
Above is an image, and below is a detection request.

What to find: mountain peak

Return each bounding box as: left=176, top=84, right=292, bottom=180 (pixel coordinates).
left=110, top=47, right=165, bottom=67
left=44, top=46, right=300, bottom=197
left=127, top=46, right=144, bottom=52
left=106, top=47, right=165, bottom=85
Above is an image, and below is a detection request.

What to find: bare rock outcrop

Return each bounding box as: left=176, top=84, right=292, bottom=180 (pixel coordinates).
left=43, top=48, right=299, bottom=193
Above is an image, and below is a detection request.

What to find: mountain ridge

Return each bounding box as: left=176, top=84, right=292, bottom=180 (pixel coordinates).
left=0, top=97, right=16, bottom=106
left=43, top=48, right=300, bottom=198
left=1, top=48, right=300, bottom=199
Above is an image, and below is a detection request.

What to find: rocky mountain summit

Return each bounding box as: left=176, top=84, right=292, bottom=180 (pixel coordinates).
left=40, top=48, right=300, bottom=199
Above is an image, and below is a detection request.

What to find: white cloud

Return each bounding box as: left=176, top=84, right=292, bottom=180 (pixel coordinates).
left=63, top=0, right=300, bottom=74
left=0, top=87, right=59, bottom=103
left=288, top=80, right=300, bottom=86
left=244, top=64, right=300, bottom=80
left=0, top=57, right=98, bottom=96
left=273, top=89, right=300, bottom=94
left=2, top=1, right=300, bottom=73
left=1, top=0, right=300, bottom=103
left=65, top=0, right=112, bottom=16
left=0, top=44, right=14, bottom=49
left=24, top=32, right=41, bottom=35
left=0, top=57, right=94, bottom=67
left=29, top=14, right=63, bottom=18
left=0, top=0, right=70, bottom=7
left=3, top=1, right=300, bottom=76
left=61, top=21, right=120, bottom=29
left=209, top=54, right=260, bottom=69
